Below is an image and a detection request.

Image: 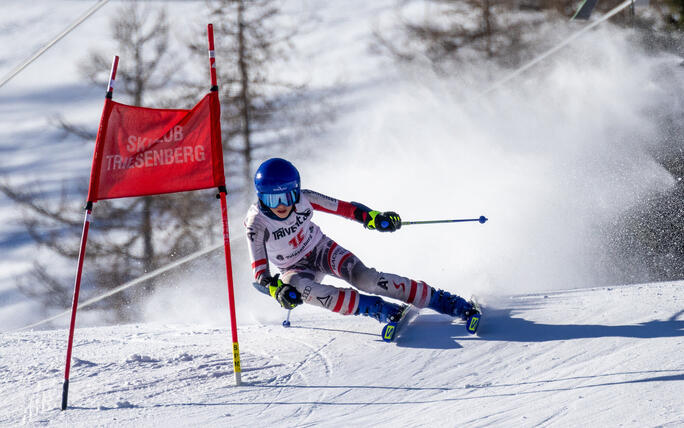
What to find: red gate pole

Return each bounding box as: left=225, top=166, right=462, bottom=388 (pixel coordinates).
left=62, top=56, right=119, bottom=411
left=208, top=23, right=242, bottom=386
left=219, top=190, right=242, bottom=386
left=61, top=205, right=93, bottom=410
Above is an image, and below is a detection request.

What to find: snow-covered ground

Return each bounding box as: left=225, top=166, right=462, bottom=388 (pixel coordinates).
left=2, top=0, right=683, bottom=322
left=1, top=0, right=683, bottom=425
left=2, top=282, right=682, bottom=426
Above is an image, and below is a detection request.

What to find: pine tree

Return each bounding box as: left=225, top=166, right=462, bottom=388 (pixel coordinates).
left=373, top=0, right=545, bottom=70
left=1, top=1, right=217, bottom=322
left=187, top=0, right=324, bottom=193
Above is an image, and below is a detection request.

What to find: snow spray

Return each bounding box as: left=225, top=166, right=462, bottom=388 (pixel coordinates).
left=304, top=24, right=682, bottom=297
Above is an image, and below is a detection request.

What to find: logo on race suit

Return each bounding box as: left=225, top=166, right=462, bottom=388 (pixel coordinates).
left=393, top=281, right=405, bottom=292
left=288, top=229, right=306, bottom=249
left=317, top=295, right=332, bottom=308
left=377, top=277, right=388, bottom=290
left=306, top=190, right=337, bottom=204
left=246, top=227, right=256, bottom=242
left=294, top=209, right=312, bottom=227
left=272, top=209, right=312, bottom=240
left=302, top=285, right=312, bottom=300
left=330, top=248, right=340, bottom=270
left=276, top=255, right=284, bottom=261
left=273, top=224, right=298, bottom=240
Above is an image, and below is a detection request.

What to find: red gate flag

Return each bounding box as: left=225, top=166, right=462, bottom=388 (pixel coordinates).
left=63, top=27, right=242, bottom=412
left=87, top=91, right=225, bottom=201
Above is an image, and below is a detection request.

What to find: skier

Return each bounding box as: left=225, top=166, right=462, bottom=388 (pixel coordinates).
left=245, top=157, right=477, bottom=324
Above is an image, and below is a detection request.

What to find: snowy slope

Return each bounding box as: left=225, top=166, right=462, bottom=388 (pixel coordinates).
left=1, top=1, right=683, bottom=426
left=2, top=282, right=682, bottom=427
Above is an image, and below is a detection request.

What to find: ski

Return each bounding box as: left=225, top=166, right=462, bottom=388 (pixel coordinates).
left=465, top=298, right=482, bottom=335
left=381, top=305, right=418, bottom=342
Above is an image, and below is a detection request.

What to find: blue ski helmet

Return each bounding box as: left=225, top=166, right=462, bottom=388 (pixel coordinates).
left=254, top=158, right=300, bottom=208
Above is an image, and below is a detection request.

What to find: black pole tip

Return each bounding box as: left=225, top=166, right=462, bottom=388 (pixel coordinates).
left=479, top=216, right=488, bottom=224
left=61, top=380, right=69, bottom=411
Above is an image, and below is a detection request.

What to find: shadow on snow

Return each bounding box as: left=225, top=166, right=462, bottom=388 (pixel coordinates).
left=283, top=307, right=684, bottom=349
left=470, top=308, right=684, bottom=342
left=395, top=313, right=465, bottom=349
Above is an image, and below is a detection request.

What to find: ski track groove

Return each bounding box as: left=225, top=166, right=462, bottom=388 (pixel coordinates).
left=463, top=406, right=515, bottom=428
left=290, top=336, right=335, bottom=379
left=537, top=405, right=569, bottom=427
left=254, top=336, right=335, bottom=418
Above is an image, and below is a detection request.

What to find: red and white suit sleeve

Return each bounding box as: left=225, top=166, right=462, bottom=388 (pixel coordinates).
left=244, top=207, right=270, bottom=283
left=302, top=189, right=362, bottom=222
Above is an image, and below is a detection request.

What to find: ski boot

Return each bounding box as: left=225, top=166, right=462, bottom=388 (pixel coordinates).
left=356, top=294, right=404, bottom=323
left=428, top=288, right=476, bottom=321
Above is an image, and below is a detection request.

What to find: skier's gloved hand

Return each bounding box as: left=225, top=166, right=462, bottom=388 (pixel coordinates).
left=365, top=210, right=402, bottom=232
left=267, top=274, right=303, bottom=309
left=275, top=284, right=303, bottom=309
left=350, top=202, right=401, bottom=232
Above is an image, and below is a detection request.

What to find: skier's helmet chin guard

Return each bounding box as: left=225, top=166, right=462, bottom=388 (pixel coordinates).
left=254, top=158, right=301, bottom=209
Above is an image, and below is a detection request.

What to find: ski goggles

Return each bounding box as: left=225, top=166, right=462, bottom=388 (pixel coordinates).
left=259, top=189, right=299, bottom=208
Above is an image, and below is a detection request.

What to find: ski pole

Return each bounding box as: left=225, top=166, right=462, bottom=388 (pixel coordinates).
left=281, top=287, right=299, bottom=327
left=283, top=309, right=292, bottom=327
left=401, top=215, right=488, bottom=226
